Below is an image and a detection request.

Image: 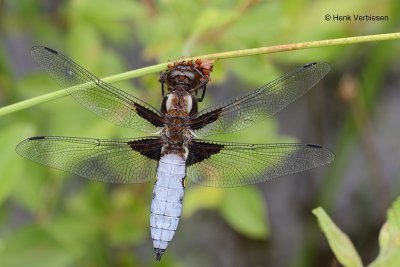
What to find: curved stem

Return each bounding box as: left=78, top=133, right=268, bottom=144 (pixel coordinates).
left=1, top=32, right=399, bottom=117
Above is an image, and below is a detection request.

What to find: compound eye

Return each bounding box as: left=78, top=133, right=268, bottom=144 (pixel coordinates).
left=183, top=71, right=195, bottom=80
left=168, top=70, right=181, bottom=79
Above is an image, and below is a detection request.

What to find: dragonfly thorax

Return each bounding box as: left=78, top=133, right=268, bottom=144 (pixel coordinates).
left=165, top=93, right=194, bottom=116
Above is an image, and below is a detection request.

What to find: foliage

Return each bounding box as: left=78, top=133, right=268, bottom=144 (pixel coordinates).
left=313, top=197, right=400, bottom=267
left=369, top=198, right=400, bottom=267
left=312, top=207, right=363, bottom=267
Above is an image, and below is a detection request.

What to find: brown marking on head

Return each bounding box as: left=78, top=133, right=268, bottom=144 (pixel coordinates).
left=159, top=59, right=214, bottom=93
left=167, top=59, right=214, bottom=80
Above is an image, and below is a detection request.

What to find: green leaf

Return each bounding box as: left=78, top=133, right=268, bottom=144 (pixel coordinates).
left=313, top=207, right=363, bottom=267
left=369, top=197, right=400, bottom=267
left=219, top=187, right=269, bottom=239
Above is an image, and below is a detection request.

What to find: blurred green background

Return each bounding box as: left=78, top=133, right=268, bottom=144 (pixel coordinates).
left=1, top=0, right=400, bottom=266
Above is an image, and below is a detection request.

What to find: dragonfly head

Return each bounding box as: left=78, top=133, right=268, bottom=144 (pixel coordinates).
left=160, top=59, right=214, bottom=101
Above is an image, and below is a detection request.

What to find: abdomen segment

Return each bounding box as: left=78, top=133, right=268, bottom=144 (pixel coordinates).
left=150, top=154, right=185, bottom=261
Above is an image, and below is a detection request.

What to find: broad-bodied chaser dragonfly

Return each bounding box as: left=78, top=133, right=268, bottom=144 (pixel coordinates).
left=16, top=47, right=334, bottom=261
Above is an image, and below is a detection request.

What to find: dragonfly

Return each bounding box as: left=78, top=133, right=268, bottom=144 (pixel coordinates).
left=16, top=46, right=334, bottom=261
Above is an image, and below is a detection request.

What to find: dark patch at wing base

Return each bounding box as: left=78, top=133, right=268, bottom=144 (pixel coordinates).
left=187, top=140, right=224, bottom=166
left=133, top=103, right=165, bottom=128
left=128, top=138, right=162, bottom=161
left=189, top=107, right=223, bottom=130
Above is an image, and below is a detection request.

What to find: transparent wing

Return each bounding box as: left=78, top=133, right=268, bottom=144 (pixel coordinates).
left=31, top=46, right=164, bottom=133
left=190, top=62, right=330, bottom=136
left=16, top=136, right=163, bottom=184
left=186, top=140, right=334, bottom=187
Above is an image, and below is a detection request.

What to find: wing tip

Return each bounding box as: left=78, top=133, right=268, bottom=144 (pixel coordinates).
left=308, top=143, right=325, bottom=149
left=303, top=62, right=331, bottom=73
left=28, top=136, right=46, bottom=140
left=15, top=136, right=47, bottom=157
left=15, top=138, right=30, bottom=156
left=31, top=46, right=58, bottom=54
left=30, top=45, right=43, bottom=52
left=43, top=46, right=58, bottom=54
left=303, top=62, right=318, bottom=68
left=307, top=143, right=336, bottom=164
left=31, top=46, right=59, bottom=59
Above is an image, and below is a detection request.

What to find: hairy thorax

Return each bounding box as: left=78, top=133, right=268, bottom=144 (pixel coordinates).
left=160, top=91, right=195, bottom=158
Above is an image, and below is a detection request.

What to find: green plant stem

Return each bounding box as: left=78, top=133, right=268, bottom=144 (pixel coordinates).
left=1, top=32, right=399, bottom=117
left=0, top=63, right=169, bottom=116
left=198, top=32, right=400, bottom=60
